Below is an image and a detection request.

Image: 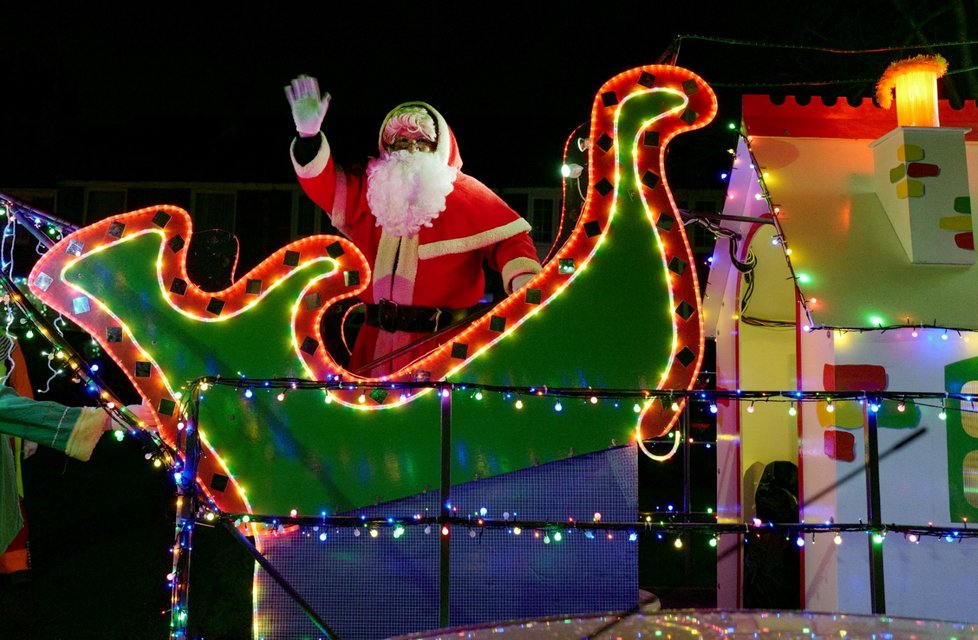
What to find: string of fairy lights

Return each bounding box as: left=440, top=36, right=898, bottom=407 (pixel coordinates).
left=4, top=192, right=978, bottom=549
left=209, top=511, right=978, bottom=549
left=185, top=375, right=978, bottom=419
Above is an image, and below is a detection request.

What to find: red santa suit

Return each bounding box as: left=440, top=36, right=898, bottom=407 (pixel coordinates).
left=291, top=101, right=541, bottom=377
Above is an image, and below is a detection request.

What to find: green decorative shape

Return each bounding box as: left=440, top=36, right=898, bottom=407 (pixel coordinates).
left=889, top=164, right=906, bottom=183
left=877, top=399, right=922, bottom=429
left=954, top=196, right=972, bottom=214
left=905, top=179, right=925, bottom=198
left=944, top=356, right=978, bottom=522
left=57, top=87, right=693, bottom=515
left=827, top=401, right=865, bottom=430
left=899, top=144, right=925, bottom=162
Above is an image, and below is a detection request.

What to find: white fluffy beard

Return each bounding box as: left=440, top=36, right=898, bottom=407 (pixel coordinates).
left=365, top=150, right=458, bottom=237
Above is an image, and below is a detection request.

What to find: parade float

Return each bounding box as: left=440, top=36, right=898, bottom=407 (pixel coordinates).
left=12, top=64, right=714, bottom=638
left=3, top=53, right=977, bottom=639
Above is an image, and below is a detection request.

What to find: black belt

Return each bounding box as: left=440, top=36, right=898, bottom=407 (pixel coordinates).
left=364, top=299, right=471, bottom=333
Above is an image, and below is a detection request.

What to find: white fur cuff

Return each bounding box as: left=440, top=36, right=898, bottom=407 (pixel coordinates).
left=291, top=132, right=331, bottom=179
left=502, top=257, right=543, bottom=293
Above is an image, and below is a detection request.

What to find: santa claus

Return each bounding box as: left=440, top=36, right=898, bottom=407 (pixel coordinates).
left=286, top=75, right=542, bottom=378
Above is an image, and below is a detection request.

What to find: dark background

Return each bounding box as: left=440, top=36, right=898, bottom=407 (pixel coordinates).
left=6, top=2, right=976, bottom=191
left=2, top=2, right=977, bottom=638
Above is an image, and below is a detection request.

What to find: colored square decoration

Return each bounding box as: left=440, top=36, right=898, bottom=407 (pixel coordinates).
left=210, top=473, right=229, bottom=492
left=206, top=298, right=225, bottom=316
left=594, top=179, right=613, bottom=197
left=66, top=240, right=84, bottom=257
left=668, top=257, right=687, bottom=275
left=601, top=91, right=618, bottom=106
left=642, top=171, right=660, bottom=190
left=170, top=278, right=188, bottom=295
left=72, top=296, right=91, bottom=315
left=304, top=292, right=322, bottom=310
left=168, top=235, right=185, bottom=253
left=300, top=336, right=319, bottom=355
left=823, top=364, right=887, bottom=392
left=525, top=288, right=542, bottom=305
left=824, top=429, right=856, bottom=462
left=558, top=259, right=575, bottom=274
left=344, top=271, right=360, bottom=286
left=326, top=241, right=345, bottom=258
left=596, top=134, right=614, bottom=152
left=152, top=210, right=171, bottom=228
left=644, top=131, right=660, bottom=147
left=33, top=272, right=53, bottom=292
left=158, top=398, right=176, bottom=416
left=489, top=315, right=506, bottom=332
left=638, top=72, right=656, bottom=88
left=246, top=279, right=263, bottom=295
left=134, top=361, right=152, bottom=378
left=680, top=108, right=698, bottom=124
left=369, top=388, right=389, bottom=403
left=107, top=222, right=125, bottom=239
left=284, top=250, right=300, bottom=267
left=584, top=221, right=602, bottom=238
left=676, top=300, right=695, bottom=320
left=675, top=346, right=696, bottom=367
left=451, top=343, right=468, bottom=359
left=106, top=326, right=123, bottom=343
left=682, top=79, right=699, bottom=95
left=656, top=215, right=674, bottom=232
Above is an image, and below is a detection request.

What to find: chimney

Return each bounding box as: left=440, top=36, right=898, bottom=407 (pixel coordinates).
left=871, top=55, right=973, bottom=264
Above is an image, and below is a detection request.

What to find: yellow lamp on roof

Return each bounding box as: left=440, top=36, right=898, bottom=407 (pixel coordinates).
left=876, top=55, right=948, bottom=127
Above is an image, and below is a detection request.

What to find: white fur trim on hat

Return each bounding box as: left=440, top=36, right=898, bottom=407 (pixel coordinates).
left=378, top=102, right=452, bottom=167
left=382, top=108, right=437, bottom=145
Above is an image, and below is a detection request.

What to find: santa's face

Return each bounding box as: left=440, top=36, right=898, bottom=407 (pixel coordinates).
left=365, top=148, right=458, bottom=237
left=387, top=136, right=436, bottom=154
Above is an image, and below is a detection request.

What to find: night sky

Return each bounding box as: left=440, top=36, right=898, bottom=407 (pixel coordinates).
left=6, top=2, right=975, bottom=192
left=2, top=2, right=978, bottom=638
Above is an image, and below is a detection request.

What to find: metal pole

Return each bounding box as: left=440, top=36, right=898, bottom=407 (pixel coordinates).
left=864, top=402, right=886, bottom=614
left=220, top=520, right=340, bottom=639
left=681, top=403, right=693, bottom=580
left=439, top=386, right=452, bottom=628
left=169, top=395, right=201, bottom=638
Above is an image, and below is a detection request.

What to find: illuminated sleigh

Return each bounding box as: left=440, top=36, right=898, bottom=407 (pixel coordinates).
left=28, top=65, right=715, bottom=523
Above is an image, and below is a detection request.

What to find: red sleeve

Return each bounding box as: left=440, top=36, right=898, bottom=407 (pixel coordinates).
left=291, top=134, right=370, bottom=237
left=485, top=229, right=543, bottom=292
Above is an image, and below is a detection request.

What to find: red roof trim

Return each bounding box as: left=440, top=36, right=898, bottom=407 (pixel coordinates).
left=743, top=95, right=978, bottom=140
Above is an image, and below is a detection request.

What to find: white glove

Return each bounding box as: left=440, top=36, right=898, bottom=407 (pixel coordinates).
left=510, top=273, right=535, bottom=292
left=285, top=74, right=331, bottom=138
left=21, top=440, right=38, bottom=459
